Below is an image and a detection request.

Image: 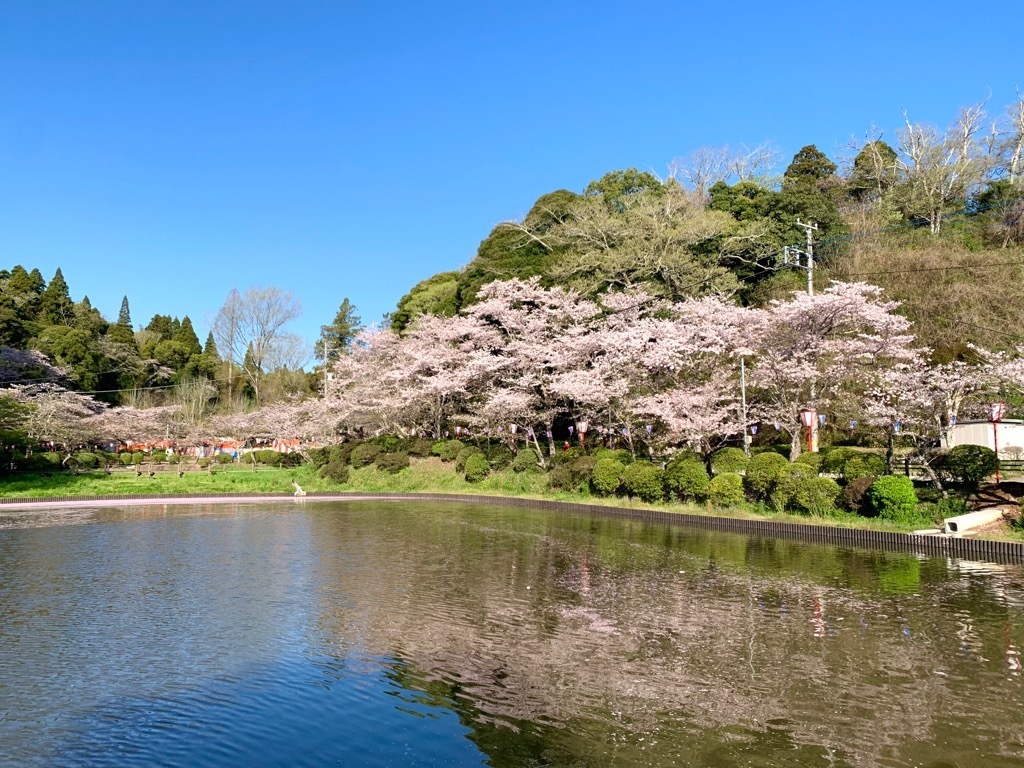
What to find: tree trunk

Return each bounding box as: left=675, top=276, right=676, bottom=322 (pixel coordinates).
left=789, top=430, right=801, bottom=462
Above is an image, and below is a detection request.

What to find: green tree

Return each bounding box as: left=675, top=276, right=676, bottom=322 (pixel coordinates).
left=315, top=298, right=362, bottom=362
left=391, top=272, right=460, bottom=333
left=175, top=316, right=203, bottom=357
left=37, top=267, right=74, bottom=326
left=117, top=295, right=132, bottom=327
left=584, top=168, right=664, bottom=211
left=847, top=140, right=899, bottom=201
left=145, top=314, right=176, bottom=340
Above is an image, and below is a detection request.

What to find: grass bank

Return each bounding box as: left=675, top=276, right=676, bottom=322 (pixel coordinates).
left=0, top=457, right=992, bottom=538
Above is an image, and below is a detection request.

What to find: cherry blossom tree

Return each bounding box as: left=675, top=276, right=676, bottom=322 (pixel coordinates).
left=746, top=282, right=917, bottom=459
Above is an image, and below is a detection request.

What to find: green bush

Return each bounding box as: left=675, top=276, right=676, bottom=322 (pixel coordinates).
left=439, top=440, right=465, bottom=462
left=120, top=453, right=134, bottom=465
left=620, top=461, right=665, bottom=503
left=431, top=440, right=447, bottom=457
left=840, top=475, right=876, bottom=515
left=664, top=459, right=710, bottom=502
left=71, top=451, right=99, bottom=469
left=842, top=453, right=887, bottom=482
left=216, top=452, right=234, bottom=464
left=455, top=446, right=484, bottom=472
left=936, top=496, right=970, bottom=520
left=407, top=438, right=435, bottom=457
left=150, top=451, right=167, bottom=464
left=198, top=457, right=212, bottom=468
left=350, top=443, right=382, bottom=468
left=595, top=448, right=633, bottom=465
left=330, top=443, right=358, bottom=466
left=512, top=449, right=541, bottom=473
left=369, top=434, right=403, bottom=453
left=319, top=460, right=350, bottom=484
left=548, top=457, right=596, bottom=492
left=550, top=446, right=584, bottom=465
left=868, top=475, right=919, bottom=524
left=252, top=449, right=280, bottom=465
left=487, top=445, right=514, bottom=469
left=792, top=477, right=841, bottom=516
left=167, top=454, right=181, bottom=465
left=708, top=473, right=745, bottom=507
left=592, top=458, right=625, bottom=496
left=767, top=465, right=802, bottom=513
left=710, top=447, right=748, bottom=475
left=942, top=445, right=999, bottom=488
left=744, top=452, right=789, bottom=500
left=464, top=453, right=490, bottom=482
left=131, top=452, right=146, bottom=465
left=821, top=447, right=859, bottom=475
left=375, top=451, right=410, bottom=474
left=307, top=447, right=331, bottom=468
left=792, top=451, right=823, bottom=473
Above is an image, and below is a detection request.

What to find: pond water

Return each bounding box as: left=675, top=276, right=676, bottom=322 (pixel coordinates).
left=0, top=500, right=1022, bottom=767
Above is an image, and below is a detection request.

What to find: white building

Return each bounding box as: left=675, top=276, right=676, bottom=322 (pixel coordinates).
left=941, top=419, right=1024, bottom=459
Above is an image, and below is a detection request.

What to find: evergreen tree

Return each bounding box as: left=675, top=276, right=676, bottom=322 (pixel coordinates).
left=38, top=268, right=74, bottom=326
left=145, top=314, right=175, bottom=340
left=315, top=298, right=362, bottom=361
left=203, top=331, right=220, bottom=361
left=175, top=316, right=203, bottom=357
left=117, top=296, right=132, bottom=327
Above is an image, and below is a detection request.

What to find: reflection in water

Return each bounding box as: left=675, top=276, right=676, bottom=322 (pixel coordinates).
left=0, top=501, right=1022, bottom=767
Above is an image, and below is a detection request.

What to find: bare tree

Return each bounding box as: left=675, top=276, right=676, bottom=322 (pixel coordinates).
left=669, top=142, right=778, bottom=199
left=212, top=286, right=302, bottom=407
left=895, top=102, right=997, bottom=233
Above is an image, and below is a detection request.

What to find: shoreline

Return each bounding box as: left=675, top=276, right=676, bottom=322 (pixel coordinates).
left=2, top=490, right=1023, bottom=565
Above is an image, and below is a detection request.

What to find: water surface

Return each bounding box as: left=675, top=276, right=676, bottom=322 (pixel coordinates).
left=1, top=501, right=1022, bottom=766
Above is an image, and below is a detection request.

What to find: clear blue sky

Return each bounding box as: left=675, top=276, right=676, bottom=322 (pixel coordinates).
left=1, top=0, right=1020, bottom=349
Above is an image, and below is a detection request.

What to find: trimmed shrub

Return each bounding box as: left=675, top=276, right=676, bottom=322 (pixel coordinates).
left=216, top=452, right=234, bottom=464
left=548, top=457, right=595, bottom=492
left=550, top=446, right=584, bottom=466
left=842, top=453, right=887, bottom=482
left=664, top=459, right=710, bottom=502
left=407, top=438, right=435, bottom=458
left=592, top=458, right=625, bottom=496
left=150, top=451, right=167, bottom=464
left=868, top=475, right=919, bottom=524
left=439, top=440, right=465, bottom=463
left=942, top=444, right=999, bottom=488
left=252, top=449, right=279, bottom=465
left=455, top=446, right=484, bottom=472
left=330, top=443, right=358, bottom=466
left=792, top=451, right=823, bottom=473
left=840, top=475, right=876, bottom=515
left=120, top=453, right=134, bottom=465
left=167, top=454, right=181, bottom=465
left=319, top=460, right=350, bottom=484
left=793, top=476, right=842, bottom=516
left=595, top=448, right=633, bottom=465
left=512, top=449, right=541, bottom=473
left=197, top=457, right=212, bottom=468
left=744, top=452, right=789, bottom=500
left=71, top=451, right=98, bottom=469
left=464, top=453, right=490, bottom=482
left=132, top=452, right=146, bottom=465
left=350, top=443, right=382, bottom=468
left=710, top=447, right=748, bottom=475
left=307, top=447, right=331, bottom=468
left=767, top=465, right=802, bottom=513
left=620, top=461, right=665, bottom=503
left=487, top=445, right=514, bottom=470
left=369, top=434, right=403, bottom=453
left=708, top=472, right=745, bottom=508
left=431, top=440, right=447, bottom=457
left=821, top=447, right=859, bottom=475
left=375, top=451, right=410, bottom=474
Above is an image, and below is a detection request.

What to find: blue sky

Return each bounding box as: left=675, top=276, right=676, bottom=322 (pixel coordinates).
left=1, top=0, right=1021, bottom=350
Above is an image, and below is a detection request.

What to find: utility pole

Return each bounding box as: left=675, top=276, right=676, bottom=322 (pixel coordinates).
left=795, top=218, right=818, bottom=296
left=795, top=219, right=820, bottom=451
left=740, top=357, right=750, bottom=457
left=322, top=341, right=331, bottom=400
